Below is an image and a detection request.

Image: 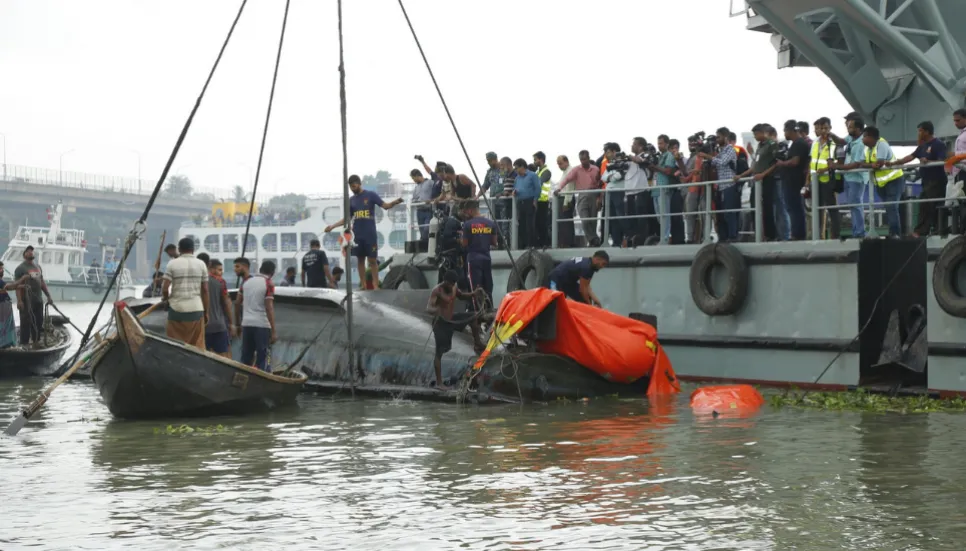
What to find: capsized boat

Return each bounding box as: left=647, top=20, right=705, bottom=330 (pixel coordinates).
left=0, top=319, right=72, bottom=377
left=91, top=302, right=306, bottom=419
left=130, top=287, right=678, bottom=404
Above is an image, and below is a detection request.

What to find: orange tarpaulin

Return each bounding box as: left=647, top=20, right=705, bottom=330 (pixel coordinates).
left=474, top=288, right=679, bottom=396
left=690, top=384, right=764, bottom=417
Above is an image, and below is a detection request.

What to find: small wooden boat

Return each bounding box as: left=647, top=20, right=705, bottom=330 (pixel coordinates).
left=91, top=302, right=306, bottom=419
left=0, top=322, right=72, bottom=377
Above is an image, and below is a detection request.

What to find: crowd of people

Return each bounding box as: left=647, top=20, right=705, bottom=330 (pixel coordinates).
left=188, top=206, right=310, bottom=228
left=407, top=109, right=966, bottom=248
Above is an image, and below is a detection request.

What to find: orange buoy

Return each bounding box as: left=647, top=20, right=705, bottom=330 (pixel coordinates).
left=690, top=384, right=765, bottom=417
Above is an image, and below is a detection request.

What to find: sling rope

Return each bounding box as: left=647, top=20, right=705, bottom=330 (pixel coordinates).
left=53, top=0, right=249, bottom=376
left=238, top=0, right=291, bottom=285
left=395, top=0, right=523, bottom=287
left=336, top=0, right=357, bottom=396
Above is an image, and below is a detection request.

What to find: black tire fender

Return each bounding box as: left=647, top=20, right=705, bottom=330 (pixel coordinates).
left=932, top=235, right=966, bottom=318
left=689, top=243, right=749, bottom=316
left=506, top=250, right=554, bottom=292
left=92, top=282, right=104, bottom=295
left=383, top=265, right=429, bottom=290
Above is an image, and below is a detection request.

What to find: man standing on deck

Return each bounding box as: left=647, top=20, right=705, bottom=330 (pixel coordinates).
left=735, top=124, right=779, bottom=241
left=860, top=126, right=905, bottom=237
left=533, top=151, right=553, bottom=248
left=512, top=159, right=540, bottom=249
left=323, top=174, right=403, bottom=290
left=775, top=120, right=810, bottom=240
left=554, top=150, right=602, bottom=246
left=237, top=260, right=277, bottom=371
left=888, top=120, right=947, bottom=237
left=301, top=239, right=335, bottom=289
left=546, top=250, right=609, bottom=307
left=410, top=169, right=435, bottom=245
left=161, top=237, right=209, bottom=349
left=555, top=155, right=577, bottom=248
left=461, top=200, right=497, bottom=308
left=14, top=246, right=54, bottom=345
left=829, top=113, right=870, bottom=239
left=427, top=270, right=485, bottom=390
left=205, top=259, right=235, bottom=359
left=479, top=152, right=509, bottom=246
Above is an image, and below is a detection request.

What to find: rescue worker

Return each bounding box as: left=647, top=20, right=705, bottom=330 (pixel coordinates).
left=460, top=200, right=497, bottom=308
left=436, top=203, right=468, bottom=288
left=809, top=117, right=841, bottom=239
left=426, top=270, right=485, bottom=390
left=546, top=250, right=609, bottom=307
left=859, top=126, right=905, bottom=237
left=533, top=151, right=553, bottom=248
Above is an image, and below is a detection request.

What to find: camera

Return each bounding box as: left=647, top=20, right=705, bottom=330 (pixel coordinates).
left=414, top=154, right=424, bottom=162
left=640, top=144, right=660, bottom=166
left=605, top=152, right=632, bottom=178
left=776, top=140, right=790, bottom=161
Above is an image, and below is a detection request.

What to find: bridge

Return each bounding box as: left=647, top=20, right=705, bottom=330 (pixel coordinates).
left=737, top=0, right=966, bottom=144
left=0, top=163, right=238, bottom=277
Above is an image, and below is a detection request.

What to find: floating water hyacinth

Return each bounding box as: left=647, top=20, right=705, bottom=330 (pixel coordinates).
left=153, top=424, right=231, bottom=435
left=769, top=389, right=966, bottom=414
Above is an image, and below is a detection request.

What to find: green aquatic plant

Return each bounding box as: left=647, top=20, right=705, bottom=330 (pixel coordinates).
left=769, top=388, right=966, bottom=414
left=153, top=424, right=231, bottom=435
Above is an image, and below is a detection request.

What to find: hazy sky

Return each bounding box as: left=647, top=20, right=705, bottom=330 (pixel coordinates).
left=1, top=0, right=855, bottom=199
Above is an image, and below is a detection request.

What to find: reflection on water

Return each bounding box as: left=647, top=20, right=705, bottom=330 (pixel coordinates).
left=2, top=304, right=966, bottom=550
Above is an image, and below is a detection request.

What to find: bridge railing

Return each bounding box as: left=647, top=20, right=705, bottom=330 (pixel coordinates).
left=1, top=163, right=239, bottom=201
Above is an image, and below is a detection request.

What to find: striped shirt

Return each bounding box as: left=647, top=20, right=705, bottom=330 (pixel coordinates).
left=711, top=146, right=738, bottom=189
left=163, top=254, right=208, bottom=314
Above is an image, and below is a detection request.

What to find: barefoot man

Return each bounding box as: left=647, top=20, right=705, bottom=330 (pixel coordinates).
left=427, top=270, right=484, bottom=390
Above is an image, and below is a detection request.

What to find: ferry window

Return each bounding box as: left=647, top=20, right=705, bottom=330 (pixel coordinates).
left=204, top=235, right=221, bottom=253
left=376, top=232, right=385, bottom=249
left=223, top=235, right=239, bottom=253
left=55, top=253, right=64, bottom=264
left=185, top=235, right=200, bottom=251
left=322, top=233, right=339, bottom=252
left=243, top=237, right=256, bottom=253
left=262, top=234, right=278, bottom=252
left=42, top=252, right=52, bottom=264
left=300, top=233, right=317, bottom=251
left=280, top=233, right=297, bottom=252
left=322, top=207, right=342, bottom=225
left=388, top=208, right=408, bottom=224
left=389, top=230, right=406, bottom=249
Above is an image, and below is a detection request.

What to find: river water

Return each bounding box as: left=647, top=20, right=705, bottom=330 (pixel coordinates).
left=1, top=304, right=964, bottom=550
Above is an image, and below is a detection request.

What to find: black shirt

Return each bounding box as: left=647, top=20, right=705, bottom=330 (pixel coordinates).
left=914, top=138, right=948, bottom=182
left=549, top=257, right=597, bottom=289
left=439, top=216, right=464, bottom=256
left=301, top=249, right=330, bottom=288
left=780, top=138, right=810, bottom=190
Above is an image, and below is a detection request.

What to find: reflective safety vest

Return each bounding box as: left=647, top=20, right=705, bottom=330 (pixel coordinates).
left=536, top=165, right=552, bottom=202
left=810, top=139, right=835, bottom=183
left=864, top=138, right=903, bottom=187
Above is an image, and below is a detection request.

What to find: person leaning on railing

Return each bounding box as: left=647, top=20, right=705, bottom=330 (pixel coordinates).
left=697, top=127, right=739, bottom=242
left=736, top=124, right=779, bottom=241
left=888, top=120, right=947, bottom=237
left=554, top=150, right=602, bottom=247
left=809, top=117, right=842, bottom=240
left=858, top=126, right=904, bottom=237
left=828, top=113, right=870, bottom=239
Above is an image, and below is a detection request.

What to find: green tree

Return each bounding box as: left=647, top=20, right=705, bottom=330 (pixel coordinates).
left=163, top=175, right=193, bottom=197
left=268, top=193, right=307, bottom=211
left=362, top=170, right=392, bottom=188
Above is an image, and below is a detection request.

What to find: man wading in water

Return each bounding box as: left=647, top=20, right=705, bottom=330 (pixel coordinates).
left=427, top=270, right=485, bottom=390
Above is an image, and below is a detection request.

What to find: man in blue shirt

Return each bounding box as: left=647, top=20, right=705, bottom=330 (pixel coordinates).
left=889, top=120, right=948, bottom=236
left=546, top=250, right=609, bottom=307
left=511, top=158, right=540, bottom=249
left=460, top=200, right=497, bottom=308
left=829, top=113, right=870, bottom=238
left=323, top=175, right=403, bottom=289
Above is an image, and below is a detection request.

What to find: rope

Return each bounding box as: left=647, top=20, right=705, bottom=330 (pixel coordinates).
left=395, top=0, right=523, bottom=288
left=53, top=0, right=249, bottom=376
left=238, top=0, right=291, bottom=286
left=336, top=0, right=356, bottom=398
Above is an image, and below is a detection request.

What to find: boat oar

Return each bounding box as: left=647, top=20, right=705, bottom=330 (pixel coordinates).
left=3, top=300, right=164, bottom=437
left=48, top=302, right=85, bottom=336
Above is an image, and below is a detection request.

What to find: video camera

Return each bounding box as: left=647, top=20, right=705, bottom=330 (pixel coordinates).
left=640, top=143, right=660, bottom=166
left=607, top=152, right=632, bottom=177
left=689, top=131, right=718, bottom=155
left=776, top=140, right=791, bottom=161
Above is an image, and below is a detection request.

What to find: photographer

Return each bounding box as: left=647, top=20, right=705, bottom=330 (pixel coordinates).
left=600, top=142, right=628, bottom=247
left=697, top=127, right=740, bottom=242
left=623, top=137, right=653, bottom=246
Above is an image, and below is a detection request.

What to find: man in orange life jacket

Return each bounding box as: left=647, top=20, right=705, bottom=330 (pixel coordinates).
left=460, top=200, right=497, bottom=308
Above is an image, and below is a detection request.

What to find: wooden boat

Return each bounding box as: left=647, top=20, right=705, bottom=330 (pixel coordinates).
left=91, top=302, right=306, bottom=419
left=0, top=322, right=72, bottom=377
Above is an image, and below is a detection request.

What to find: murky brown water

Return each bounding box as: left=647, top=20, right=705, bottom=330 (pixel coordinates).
left=2, top=304, right=965, bottom=550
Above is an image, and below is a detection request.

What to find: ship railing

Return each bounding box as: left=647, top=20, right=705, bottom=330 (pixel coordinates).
left=69, top=266, right=134, bottom=286
left=181, top=219, right=304, bottom=228
left=397, top=160, right=962, bottom=248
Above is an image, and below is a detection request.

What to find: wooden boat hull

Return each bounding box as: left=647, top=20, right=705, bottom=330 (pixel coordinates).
left=0, top=327, right=72, bottom=377
left=91, top=304, right=306, bottom=419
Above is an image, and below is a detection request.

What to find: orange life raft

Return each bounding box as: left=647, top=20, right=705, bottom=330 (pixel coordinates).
left=474, top=288, right=679, bottom=396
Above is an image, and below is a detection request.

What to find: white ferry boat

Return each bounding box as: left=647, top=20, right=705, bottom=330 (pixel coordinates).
left=1, top=202, right=139, bottom=302
left=179, top=182, right=414, bottom=282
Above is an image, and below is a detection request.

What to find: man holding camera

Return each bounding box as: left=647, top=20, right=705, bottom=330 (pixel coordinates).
left=600, top=142, right=627, bottom=247
left=622, top=137, right=651, bottom=246
left=698, top=127, right=740, bottom=242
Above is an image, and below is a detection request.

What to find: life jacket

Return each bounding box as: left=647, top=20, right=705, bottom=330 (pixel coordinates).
left=864, top=138, right=903, bottom=187
left=810, top=138, right=837, bottom=183
left=536, top=166, right=552, bottom=202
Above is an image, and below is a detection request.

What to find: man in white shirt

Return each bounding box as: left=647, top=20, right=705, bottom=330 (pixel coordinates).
left=236, top=260, right=278, bottom=371
left=953, top=108, right=966, bottom=181
left=623, top=137, right=652, bottom=246
left=161, top=237, right=209, bottom=349
left=555, top=155, right=576, bottom=247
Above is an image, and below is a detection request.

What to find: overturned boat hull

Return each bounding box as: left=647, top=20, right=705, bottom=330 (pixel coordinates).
left=92, top=303, right=306, bottom=419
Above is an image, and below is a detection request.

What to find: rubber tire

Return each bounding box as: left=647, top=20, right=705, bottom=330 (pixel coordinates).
left=932, top=235, right=966, bottom=318
left=383, top=265, right=429, bottom=290
left=689, top=242, right=749, bottom=316
left=92, top=282, right=104, bottom=295
left=506, top=250, right=554, bottom=293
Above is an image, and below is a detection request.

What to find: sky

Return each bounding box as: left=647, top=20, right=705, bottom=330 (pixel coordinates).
left=0, top=0, right=856, bottom=200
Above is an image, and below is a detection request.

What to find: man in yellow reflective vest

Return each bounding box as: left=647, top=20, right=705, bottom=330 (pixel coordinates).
left=533, top=151, right=553, bottom=247
left=809, top=117, right=841, bottom=239
left=859, top=126, right=904, bottom=237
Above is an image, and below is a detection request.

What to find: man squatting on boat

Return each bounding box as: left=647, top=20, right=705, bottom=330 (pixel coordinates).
left=322, top=174, right=404, bottom=289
